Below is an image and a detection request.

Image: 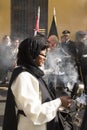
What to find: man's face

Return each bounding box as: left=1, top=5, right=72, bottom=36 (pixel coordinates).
left=64, top=35, right=70, bottom=41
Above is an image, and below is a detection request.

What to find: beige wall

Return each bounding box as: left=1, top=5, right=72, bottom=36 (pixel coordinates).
left=0, top=0, right=87, bottom=41
left=48, top=0, right=87, bottom=39
left=0, top=0, right=10, bottom=42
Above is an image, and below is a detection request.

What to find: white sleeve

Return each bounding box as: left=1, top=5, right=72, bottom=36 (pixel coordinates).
left=11, top=72, right=62, bottom=125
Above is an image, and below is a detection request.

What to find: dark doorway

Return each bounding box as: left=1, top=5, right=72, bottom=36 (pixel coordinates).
left=11, top=0, right=48, bottom=40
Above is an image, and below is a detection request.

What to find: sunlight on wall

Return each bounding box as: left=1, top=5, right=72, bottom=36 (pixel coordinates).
left=48, top=0, right=87, bottom=39
left=0, top=0, right=87, bottom=41
left=0, top=0, right=10, bottom=42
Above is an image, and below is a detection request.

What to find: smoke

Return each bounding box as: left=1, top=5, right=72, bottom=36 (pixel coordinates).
left=0, top=42, right=15, bottom=81
left=43, top=47, right=78, bottom=91
left=0, top=45, right=13, bottom=67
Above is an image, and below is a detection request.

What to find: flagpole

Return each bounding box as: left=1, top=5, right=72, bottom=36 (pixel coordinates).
left=53, top=7, right=58, bottom=31
left=38, top=6, right=40, bottom=29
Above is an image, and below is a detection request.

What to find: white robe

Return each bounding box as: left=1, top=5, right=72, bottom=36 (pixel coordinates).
left=11, top=71, right=62, bottom=130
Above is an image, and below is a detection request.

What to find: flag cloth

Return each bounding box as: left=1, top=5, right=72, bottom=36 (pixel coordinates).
left=48, top=15, right=58, bottom=37
left=48, top=8, right=58, bottom=38
left=34, top=16, right=39, bottom=36
left=34, top=6, right=40, bottom=36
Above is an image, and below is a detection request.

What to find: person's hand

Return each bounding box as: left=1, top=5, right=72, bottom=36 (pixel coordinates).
left=60, top=96, right=72, bottom=108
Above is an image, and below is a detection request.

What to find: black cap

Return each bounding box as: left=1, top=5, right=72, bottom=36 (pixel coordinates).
left=62, top=30, right=70, bottom=35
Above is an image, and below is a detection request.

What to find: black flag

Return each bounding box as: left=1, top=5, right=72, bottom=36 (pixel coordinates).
left=48, top=8, right=58, bottom=38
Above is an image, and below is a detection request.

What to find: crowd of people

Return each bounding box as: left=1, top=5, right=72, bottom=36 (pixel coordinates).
left=1, top=30, right=87, bottom=130
left=0, top=35, right=20, bottom=84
